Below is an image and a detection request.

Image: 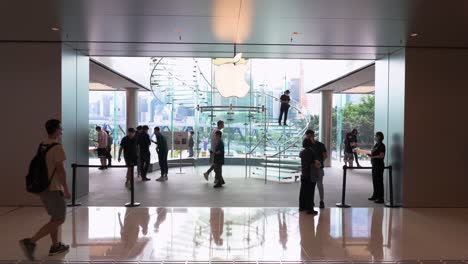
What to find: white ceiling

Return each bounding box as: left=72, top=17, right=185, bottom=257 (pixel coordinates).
left=90, top=60, right=149, bottom=90
left=309, top=64, right=375, bottom=93
left=1, top=0, right=468, bottom=59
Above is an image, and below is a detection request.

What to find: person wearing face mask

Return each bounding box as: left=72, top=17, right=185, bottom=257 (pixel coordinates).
left=367, top=132, right=386, bottom=204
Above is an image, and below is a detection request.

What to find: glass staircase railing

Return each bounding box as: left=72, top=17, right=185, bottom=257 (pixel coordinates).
left=151, top=57, right=312, bottom=183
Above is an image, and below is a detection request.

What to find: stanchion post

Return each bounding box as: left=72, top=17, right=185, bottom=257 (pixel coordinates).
left=336, top=165, right=351, bottom=208
left=67, top=163, right=81, bottom=207
left=125, top=165, right=140, bottom=207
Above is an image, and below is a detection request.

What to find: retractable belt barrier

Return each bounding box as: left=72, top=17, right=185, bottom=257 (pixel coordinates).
left=68, top=164, right=140, bottom=208
left=336, top=165, right=399, bottom=208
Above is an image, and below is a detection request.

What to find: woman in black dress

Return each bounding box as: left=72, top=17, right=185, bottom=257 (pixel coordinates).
left=367, top=132, right=386, bottom=204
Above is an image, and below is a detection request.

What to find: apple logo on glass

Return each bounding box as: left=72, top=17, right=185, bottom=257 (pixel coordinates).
left=214, top=53, right=250, bottom=98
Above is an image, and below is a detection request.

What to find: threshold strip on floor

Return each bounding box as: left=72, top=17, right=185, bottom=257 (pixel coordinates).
left=2, top=260, right=467, bottom=264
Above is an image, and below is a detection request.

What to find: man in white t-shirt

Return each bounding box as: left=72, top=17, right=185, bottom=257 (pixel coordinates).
left=203, top=120, right=224, bottom=181
left=95, top=126, right=108, bottom=170
left=20, top=119, right=71, bottom=260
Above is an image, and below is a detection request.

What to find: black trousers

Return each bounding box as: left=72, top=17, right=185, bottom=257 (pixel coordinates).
left=140, top=153, right=151, bottom=178
left=278, top=105, right=289, bottom=125
left=372, top=163, right=385, bottom=200
left=106, top=147, right=112, bottom=166
left=353, top=151, right=361, bottom=166
left=299, top=180, right=316, bottom=211
left=157, top=150, right=169, bottom=175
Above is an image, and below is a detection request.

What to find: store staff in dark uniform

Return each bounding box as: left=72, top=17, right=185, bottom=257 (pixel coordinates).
left=278, top=90, right=291, bottom=126
left=118, top=128, right=138, bottom=188
left=153, top=127, right=169, bottom=182
left=367, top=132, right=386, bottom=204
left=137, top=125, right=151, bottom=181
left=299, top=139, right=321, bottom=215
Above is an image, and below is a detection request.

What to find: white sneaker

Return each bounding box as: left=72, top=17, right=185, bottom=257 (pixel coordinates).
left=156, top=176, right=164, bottom=182
left=163, top=175, right=168, bottom=181
left=203, top=172, right=209, bottom=181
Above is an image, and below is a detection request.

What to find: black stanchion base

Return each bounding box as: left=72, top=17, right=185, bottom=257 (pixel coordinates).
left=384, top=203, right=401, bottom=208
left=336, top=203, right=351, bottom=208
left=67, top=202, right=82, bottom=207
left=125, top=202, right=141, bottom=207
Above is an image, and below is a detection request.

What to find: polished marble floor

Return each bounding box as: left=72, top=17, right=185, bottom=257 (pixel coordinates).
left=1, top=206, right=468, bottom=263
left=81, top=164, right=383, bottom=208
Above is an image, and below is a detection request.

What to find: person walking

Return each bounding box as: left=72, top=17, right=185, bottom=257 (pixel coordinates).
left=304, top=130, right=328, bottom=209
left=20, top=119, right=71, bottom=260
left=105, top=130, right=113, bottom=167
left=188, top=131, right=195, bottom=157
left=203, top=120, right=224, bottom=181
left=278, top=90, right=291, bottom=126
left=135, top=126, right=143, bottom=177
left=299, top=139, right=321, bottom=215
left=137, top=125, right=151, bottom=181
left=95, top=126, right=108, bottom=170
left=367, top=132, right=386, bottom=204
left=351, top=128, right=362, bottom=167
left=153, top=127, right=169, bottom=182
left=118, top=128, right=138, bottom=188
left=213, top=130, right=225, bottom=188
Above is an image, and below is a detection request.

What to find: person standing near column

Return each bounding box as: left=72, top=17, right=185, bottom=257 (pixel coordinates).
left=137, top=125, right=151, bottom=181
left=95, top=126, right=108, bottom=170
left=367, top=132, right=386, bottom=204
left=153, top=127, right=169, bottom=182
left=203, top=120, right=224, bottom=181
left=299, top=139, right=320, bottom=215
left=305, top=130, right=328, bottom=209
left=105, top=130, right=113, bottom=167
left=278, top=90, right=291, bottom=126
left=188, top=131, right=195, bottom=157
left=118, top=128, right=138, bottom=188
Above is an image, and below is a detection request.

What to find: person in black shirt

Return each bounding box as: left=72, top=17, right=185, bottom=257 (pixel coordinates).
left=367, top=132, right=386, bottom=204
left=278, top=90, right=291, bottom=126
left=135, top=125, right=143, bottom=177
left=118, top=128, right=138, bottom=188
left=137, top=125, right=151, bottom=181
left=153, top=127, right=169, bottom=182
left=213, top=131, right=225, bottom=188
left=304, top=130, right=328, bottom=209
left=299, top=139, right=321, bottom=215
left=343, top=132, right=356, bottom=167
left=351, top=129, right=362, bottom=167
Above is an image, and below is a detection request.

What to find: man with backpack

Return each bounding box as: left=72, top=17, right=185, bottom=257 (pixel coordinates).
left=20, top=119, right=71, bottom=260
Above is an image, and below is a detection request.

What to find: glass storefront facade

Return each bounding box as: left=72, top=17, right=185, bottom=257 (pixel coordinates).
left=89, top=57, right=373, bottom=177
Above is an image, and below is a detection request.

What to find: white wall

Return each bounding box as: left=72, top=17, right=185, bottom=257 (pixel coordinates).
left=0, top=43, right=89, bottom=205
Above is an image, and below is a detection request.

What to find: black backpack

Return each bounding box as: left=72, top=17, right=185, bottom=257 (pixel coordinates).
left=25, top=143, right=60, bottom=193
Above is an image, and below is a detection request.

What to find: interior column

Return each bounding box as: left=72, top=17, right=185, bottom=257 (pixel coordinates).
left=319, top=90, right=333, bottom=167
left=126, top=88, right=139, bottom=129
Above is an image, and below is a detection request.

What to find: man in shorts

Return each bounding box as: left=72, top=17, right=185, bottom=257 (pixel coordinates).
left=20, top=119, right=71, bottom=260
left=96, top=126, right=108, bottom=170
left=118, top=128, right=138, bottom=188
left=343, top=132, right=356, bottom=167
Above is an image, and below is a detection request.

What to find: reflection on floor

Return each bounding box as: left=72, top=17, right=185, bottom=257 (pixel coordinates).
left=1, top=207, right=468, bottom=262
left=81, top=164, right=381, bottom=207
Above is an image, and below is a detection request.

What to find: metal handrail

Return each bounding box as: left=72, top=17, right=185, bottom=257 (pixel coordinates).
left=246, top=134, right=267, bottom=155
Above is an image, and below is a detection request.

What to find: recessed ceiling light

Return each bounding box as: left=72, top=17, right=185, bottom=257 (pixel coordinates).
left=410, top=33, right=418, bottom=37
left=51, top=27, right=60, bottom=31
